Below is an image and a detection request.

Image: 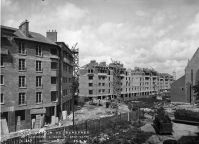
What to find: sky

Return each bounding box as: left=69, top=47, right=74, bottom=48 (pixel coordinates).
left=1, top=0, right=199, bottom=79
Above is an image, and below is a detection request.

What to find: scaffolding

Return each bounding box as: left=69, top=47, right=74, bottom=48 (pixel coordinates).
left=108, top=60, right=124, bottom=101
left=71, top=43, right=79, bottom=81
left=71, top=43, right=79, bottom=129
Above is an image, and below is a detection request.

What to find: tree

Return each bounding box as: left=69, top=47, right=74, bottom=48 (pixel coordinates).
left=192, top=81, right=199, bottom=100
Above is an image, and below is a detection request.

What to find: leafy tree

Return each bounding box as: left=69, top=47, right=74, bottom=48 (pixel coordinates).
left=192, top=81, right=199, bottom=100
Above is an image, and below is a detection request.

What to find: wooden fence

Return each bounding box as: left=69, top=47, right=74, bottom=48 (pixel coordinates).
left=1, top=111, right=142, bottom=144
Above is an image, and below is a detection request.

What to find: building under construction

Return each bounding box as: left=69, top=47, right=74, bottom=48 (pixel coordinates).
left=79, top=60, right=174, bottom=102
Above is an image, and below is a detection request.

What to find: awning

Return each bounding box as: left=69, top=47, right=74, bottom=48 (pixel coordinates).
left=30, top=108, right=46, bottom=114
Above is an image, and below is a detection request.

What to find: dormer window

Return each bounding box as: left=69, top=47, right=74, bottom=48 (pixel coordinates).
left=18, top=42, right=26, bottom=55
left=36, top=45, right=42, bottom=56
left=51, top=48, right=57, bottom=55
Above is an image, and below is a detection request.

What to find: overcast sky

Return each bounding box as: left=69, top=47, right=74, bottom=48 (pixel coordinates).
left=1, top=0, right=199, bottom=78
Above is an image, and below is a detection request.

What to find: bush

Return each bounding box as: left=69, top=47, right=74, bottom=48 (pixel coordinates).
left=174, top=109, right=199, bottom=122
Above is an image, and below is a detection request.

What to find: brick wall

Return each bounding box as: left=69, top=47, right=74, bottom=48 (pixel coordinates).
left=1, top=38, right=59, bottom=112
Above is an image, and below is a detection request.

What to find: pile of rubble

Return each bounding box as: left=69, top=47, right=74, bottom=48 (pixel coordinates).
left=68, top=100, right=130, bottom=123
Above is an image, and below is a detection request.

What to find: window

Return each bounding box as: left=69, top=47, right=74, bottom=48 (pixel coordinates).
left=88, top=69, right=93, bottom=73
left=63, top=63, right=68, bottom=72
left=88, top=76, right=93, bottom=80
left=1, top=93, right=4, bottom=104
left=88, top=83, right=93, bottom=87
left=19, top=76, right=26, bottom=87
left=19, top=59, right=26, bottom=71
left=89, top=90, right=93, bottom=95
left=1, top=56, right=3, bottom=67
left=63, top=89, right=67, bottom=96
left=51, top=91, right=57, bottom=102
left=36, top=61, right=42, bottom=72
left=99, top=89, right=101, bottom=93
left=98, top=83, right=101, bottom=86
left=102, top=83, right=105, bottom=86
left=36, top=76, right=42, bottom=87
left=36, top=45, right=42, bottom=56
left=0, top=75, right=4, bottom=85
left=69, top=66, right=73, bottom=74
left=36, top=92, right=42, bottom=103
left=108, top=89, right=110, bottom=93
left=51, top=48, right=57, bottom=55
left=102, top=89, right=105, bottom=93
left=19, top=93, right=26, bottom=105
left=51, top=62, right=57, bottom=69
left=18, top=42, right=26, bottom=54
left=51, top=77, right=57, bottom=84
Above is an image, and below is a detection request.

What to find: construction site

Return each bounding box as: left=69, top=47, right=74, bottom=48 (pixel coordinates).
left=1, top=58, right=199, bottom=144
left=1, top=1, right=199, bottom=144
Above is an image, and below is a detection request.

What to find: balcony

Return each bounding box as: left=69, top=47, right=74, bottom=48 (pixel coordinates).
left=50, top=54, right=59, bottom=59
left=120, top=73, right=126, bottom=77
left=98, top=73, right=107, bottom=76
left=63, top=57, right=73, bottom=65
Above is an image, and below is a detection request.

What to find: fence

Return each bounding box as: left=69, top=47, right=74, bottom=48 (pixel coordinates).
left=1, top=111, right=142, bottom=144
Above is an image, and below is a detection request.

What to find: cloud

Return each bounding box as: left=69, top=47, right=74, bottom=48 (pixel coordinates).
left=1, top=0, right=12, bottom=7
left=135, top=10, right=147, bottom=17
left=186, top=12, right=199, bottom=36
left=2, top=0, right=199, bottom=79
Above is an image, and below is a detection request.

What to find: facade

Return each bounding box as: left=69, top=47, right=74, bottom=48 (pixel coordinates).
left=185, top=48, right=199, bottom=103
left=170, top=76, right=186, bottom=102
left=79, top=60, right=174, bottom=101
left=0, top=21, right=73, bottom=132
left=56, top=42, right=73, bottom=113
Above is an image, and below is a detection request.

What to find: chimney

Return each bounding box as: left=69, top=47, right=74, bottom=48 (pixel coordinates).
left=19, top=20, right=29, bottom=37
left=46, top=30, right=57, bottom=42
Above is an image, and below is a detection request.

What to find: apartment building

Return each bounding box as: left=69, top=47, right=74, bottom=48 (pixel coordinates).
left=56, top=42, right=73, bottom=113
left=0, top=21, right=73, bottom=132
left=79, top=61, right=112, bottom=101
left=79, top=60, right=174, bottom=101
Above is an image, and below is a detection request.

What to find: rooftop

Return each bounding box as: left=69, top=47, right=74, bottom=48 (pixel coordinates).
left=1, top=25, right=57, bottom=45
